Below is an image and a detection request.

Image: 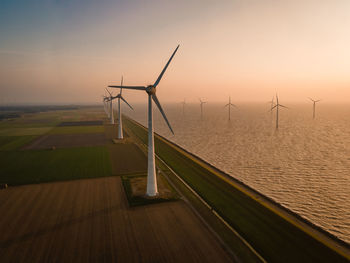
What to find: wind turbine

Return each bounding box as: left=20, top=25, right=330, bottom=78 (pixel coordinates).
left=199, top=98, right=207, bottom=120
left=114, top=76, right=133, bottom=139
left=181, top=98, right=186, bottom=115
left=268, top=96, right=275, bottom=118
left=224, top=96, right=237, bottom=120
left=102, top=95, right=109, bottom=117
left=109, top=45, right=179, bottom=197
left=308, top=97, right=321, bottom=119
left=103, top=91, right=110, bottom=118
left=105, top=89, right=115, bottom=124
left=270, top=94, right=288, bottom=129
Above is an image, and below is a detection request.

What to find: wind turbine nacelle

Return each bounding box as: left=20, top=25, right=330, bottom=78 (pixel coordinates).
left=146, top=86, right=156, bottom=95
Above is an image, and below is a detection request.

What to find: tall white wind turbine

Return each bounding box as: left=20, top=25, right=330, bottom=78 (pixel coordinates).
left=105, top=89, right=115, bottom=124
left=109, top=45, right=179, bottom=197
left=199, top=98, right=207, bottom=120
left=224, top=96, right=237, bottom=120
left=270, top=94, right=288, bottom=129
left=308, top=97, right=321, bottom=119
left=113, top=76, right=133, bottom=139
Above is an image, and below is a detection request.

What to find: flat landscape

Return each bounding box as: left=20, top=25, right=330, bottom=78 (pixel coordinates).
left=0, top=107, right=233, bottom=262
left=0, top=177, right=232, bottom=262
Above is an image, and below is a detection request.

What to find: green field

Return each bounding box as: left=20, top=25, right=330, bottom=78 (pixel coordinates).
left=0, top=146, right=112, bottom=185
left=48, top=125, right=104, bottom=134
left=0, top=127, right=52, bottom=136
left=0, top=136, right=37, bottom=150
left=123, top=117, right=348, bottom=263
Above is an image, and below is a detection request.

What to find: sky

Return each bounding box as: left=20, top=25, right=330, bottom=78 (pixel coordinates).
left=1, top=0, right=350, bottom=104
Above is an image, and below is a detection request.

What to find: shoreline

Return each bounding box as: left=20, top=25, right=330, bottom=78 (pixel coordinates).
left=125, top=115, right=350, bottom=260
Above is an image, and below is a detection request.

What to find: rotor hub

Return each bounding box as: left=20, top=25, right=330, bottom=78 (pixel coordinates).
left=146, top=85, right=156, bottom=95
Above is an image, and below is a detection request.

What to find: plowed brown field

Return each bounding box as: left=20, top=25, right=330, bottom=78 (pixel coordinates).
left=0, top=177, right=232, bottom=262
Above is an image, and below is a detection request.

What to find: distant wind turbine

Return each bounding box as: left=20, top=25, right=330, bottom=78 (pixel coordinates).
left=268, top=96, right=275, bottom=118
left=108, top=76, right=134, bottom=139
left=308, top=97, right=321, bottom=119
left=103, top=91, right=110, bottom=118
left=105, top=89, right=115, bottom=124
left=109, top=45, right=179, bottom=197
left=199, top=98, right=207, bottom=120
left=102, top=95, right=108, bottom=116
left=224, top=96, right=237, bottom=120
left=270, top=94, right=288, bottom=129
left=181, top=98, right=186, bottom=115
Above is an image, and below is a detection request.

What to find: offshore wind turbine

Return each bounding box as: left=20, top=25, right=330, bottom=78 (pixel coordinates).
left=224, top=96, right=237, bottom=120
left=181, top=98, right=186, bottom=115
left=109, top=45, right=179, bottom=197
left=270, top=94, right=288, bottom=129
left=199, top=98, right=207, bottom=120
left=308, top=97, right=321, bottom=119
left=268, top=96, right=275, bottom=118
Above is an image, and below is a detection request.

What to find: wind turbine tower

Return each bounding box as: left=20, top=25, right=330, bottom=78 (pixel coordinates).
left=199, top=98, right=207, bottom=120
left=109, top=45, right=179, bottom=197
left=225, top=96, right=237, bottom=120
left=268, top=96, right=275, bottom=118
left=106, top=89, right=115, bottom=124
left=116, top=76, right=133, bottom=139
left=308, top=98, right=321, bottom=119
left=270, top=94, right=288, bottom=129
left=181, top=98, right=186, bottom=115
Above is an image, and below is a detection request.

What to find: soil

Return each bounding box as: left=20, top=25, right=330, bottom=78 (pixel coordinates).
left=0, top=177, right=232, bottom=262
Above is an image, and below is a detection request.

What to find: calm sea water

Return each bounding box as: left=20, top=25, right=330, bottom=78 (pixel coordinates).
left=124, top=102, right=350, bottom=244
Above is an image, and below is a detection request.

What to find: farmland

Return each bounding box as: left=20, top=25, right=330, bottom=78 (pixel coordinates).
left=0, top=146, right=112, bottom=186
left=0, top=107, right=233, bottom=262
left=0, top=176, right=231, bottom=262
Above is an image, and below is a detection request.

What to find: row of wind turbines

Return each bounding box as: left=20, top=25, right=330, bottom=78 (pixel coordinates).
left=181, top=95, right=320, bottom=127
left=103, top=45, right=180, bottom=197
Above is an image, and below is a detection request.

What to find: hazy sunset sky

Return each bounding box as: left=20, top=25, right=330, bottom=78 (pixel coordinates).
left=1, top=0, right=350, bottom=104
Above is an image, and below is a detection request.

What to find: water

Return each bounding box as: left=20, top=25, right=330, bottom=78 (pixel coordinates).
left=124, top=102, right=350, bottom=244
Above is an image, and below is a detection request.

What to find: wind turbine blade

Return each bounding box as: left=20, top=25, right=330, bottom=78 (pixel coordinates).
left=120, top=76, right=123, bottom=95
left=316, top=100, right=321, bottom=102
left=108, top=85, right=146, bottom=91
left=105, top=88, right=112, bottom=96
left=270, top=105, right=277, bottom=111
left=224, top=104, right=229, bottom=107
left=120, top=96, right=133, bottom=110
left=231, top=103, right=237, bottom=108
left=308, top=97, right=315, bottom=102
left=279, top=104, right=288, bottom=109
left=153, top=45, right=180, bottom=87
left=152, top=94, right=174, bottom=134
